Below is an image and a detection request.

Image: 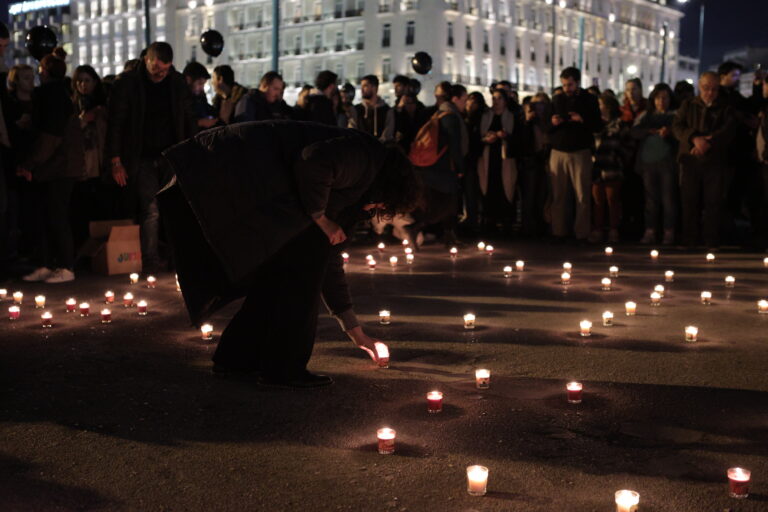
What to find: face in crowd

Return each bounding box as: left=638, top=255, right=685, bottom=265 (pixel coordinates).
left=699, top=74, right=720, bottom=106
left=75, top=70, right=97, bottom=96
left=360, top=79, right=378, bottom=101
left=145, top=55, right=172, bottom=83
left=260, top=77, right=284, bottom=104
left=624, top=80, right=642, bottom=103
left=560, top=76, right=579, bottom=96
left=187, top=77, right=207, bottom=96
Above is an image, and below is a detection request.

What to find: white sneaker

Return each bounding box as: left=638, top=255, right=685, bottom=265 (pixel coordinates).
left=44, top=268, right=75, bottom=284
left=22, top=267, right=54, bottom=282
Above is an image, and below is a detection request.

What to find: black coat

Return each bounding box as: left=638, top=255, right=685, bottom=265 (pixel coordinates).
left=158, top=120, right=385, bottom=325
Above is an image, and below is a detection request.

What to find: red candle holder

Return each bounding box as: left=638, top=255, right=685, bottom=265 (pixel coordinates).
left=79, top=303, right=90, bottom=317
left=137, top=301, right=148, bottom=316
left=566, top=382, right=583, bottom=404
left=377, top=428, right=395, bottom=455
left=101, top=309, right=112, bottom=324
left=41, top=312, right=53, bottom=328
left=104, top=291, right=115, bottom=304
left=65, top=299, right=76, bottom=313
left=8, top=306, right=20, bottom=320
left=123, top=294, right=134, bottom=308
left=427, top=391, right=443, bottom=413
left=728, top=467, right=751, bottom=499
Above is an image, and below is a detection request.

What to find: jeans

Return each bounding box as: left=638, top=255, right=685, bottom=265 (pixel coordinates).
left=31, top=178, right=75, bottom=270
left=135, top=158, right=163, bottom=271
left=638, top=160, right=678, bottom=232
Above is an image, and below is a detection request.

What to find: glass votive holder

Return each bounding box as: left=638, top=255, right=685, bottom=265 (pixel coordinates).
left=0, top=288, right=6, bottom=300
left=341, top=252, right=349, bottom=263
left=562, top=262, right=572, bottom=272
left=404, top=247, right=413, bottom=256
left=515, top=260, right=525, bottom=272
left=377, top=428, right=396, bottom=455
left=605, top=246, right=613, bottom=256
left=615, top=490, right=640, bottom=512
left=201, top=324, right=213, bottom=341
left=449, top=247, right=458, bottom=258
left=35, top=295, right=46, bottom=308
left=65, top=298, right=76, bottom=312
left=609, top=266, right=619, bottom=278
left=101, top=308, right=112, bottom=324
left=466, top=465, right=489, bottom=497
left=665, top=270, right=675, bottom=282
left=580, top=320, right=592, bottom=337
left=146, top=276, right=156, bottom=288
left=375, top=342, right=390, bottom=368
left=477, top=241, right=486, bottom=251
left=654, top=284, right=665, bottom=297
left=137, top=300, right=148, bottom=316
left=701, top=291, right=712, bottom=305
left=406, top=254, right=414, bottom=265
left=123, top=293, right=134, bottom=308
left=485, top=245, right=494, bottom=255
left=8, top=305, right=20, bottom=320
left=685, top=325, right=698, bottom=343
left=129, top=273, right=139, bottom=284
left=377, top=242, right=385, bottom=252
left=724, top=276, right=735, bottom=288
left=427, top=391, right=443, bottom=413
left=475, top=369, right=490, bottom=389
left=764, top=257, right=768, bottom=268
left=13, top=291, right=23, bottom=304
left=561, top=272, right=571, bottom=285
left=625, top=302, right=637, bottom=316
left=503, top=266, right=513, bottom=278
left=650, top=292, right=661, bottom=306
left=41, top=312, right=53, bottom=328
left=601, top=277, right=612, bottom=291
left=367, top=259, right=377, bottom=270
left=603, top=311, right=614, bottom=327
left=706, top=253, right=716, bottom=263
left=728, top=467, right=751, bottom=499
left=379, top=310, right=391, bottom=325
left=463, top=313, right=476, bottom=330
left=79, top=302, right=90, bottom=317
left=389, top=256, right=398, bottom=267
left=104, top=291, right=115, bottom=304
left=566, top=381, right=583, bottom=404
left=758, top=300, right=768, bottom=314
left=650, top=249, right=659, bottom=260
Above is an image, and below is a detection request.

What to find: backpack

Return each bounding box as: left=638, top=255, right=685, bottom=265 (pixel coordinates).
left=408, top=111, right=449, bottom=167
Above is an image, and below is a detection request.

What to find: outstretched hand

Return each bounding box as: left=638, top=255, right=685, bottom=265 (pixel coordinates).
left=314, top=214, right=347, bottom=245
left=347, top=326, right=382, bottom=363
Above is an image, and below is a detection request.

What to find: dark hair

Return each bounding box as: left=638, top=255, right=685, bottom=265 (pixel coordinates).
left=259, top=71, right=283, bottom=89
left=466, top=91, right=487, bottom=118
left=449, top=83, right=467, bottom=99
left=73, top=64, right=107, bottom=108
left=392, top=75, right=410, bottom=86
left=52, top=46, right=67, bottom=60
left=0, top=22, right=9, bottom=40
left=146, top=41, right=173, bottom=63
left=587, top=85, right=601, bottom=96
left=435, top=80, right=452, bottom=101
left=341, top=82, right=356, bottom=97
left=491, top=88, right=509, bottom=106
left=599, top=93, right=621, bottom=120
left=648, top=83, right=677, bottom=112
left=407, top=78, right=421, bottom=97
left=361, top=74, right=379, bottom=87
left=717, top=60, right=744, bottom=76
left=183, top=61, right=210, bottom=81
left=213, top=65, right=235, bottom=86
left=123, top=59, right=140, bottom=73
left=40, top=54, right=67, bottom=80
left=315, top=70, right=338, bottom=91
left=560, top=67, right=581, bottom=82
left=626, top=77, right=643, bottom=90
left=371, top=143, right=423, bottom=219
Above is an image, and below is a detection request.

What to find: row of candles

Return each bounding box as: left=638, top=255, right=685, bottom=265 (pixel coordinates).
left=4, top=290, right=149, bottom=326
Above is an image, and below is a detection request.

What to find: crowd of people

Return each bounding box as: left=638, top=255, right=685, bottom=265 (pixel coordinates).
left=1, top=27, right=768, bottom=284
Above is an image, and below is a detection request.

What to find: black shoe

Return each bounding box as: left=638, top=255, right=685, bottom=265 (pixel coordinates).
left=259, top=370, right=334, bottom=389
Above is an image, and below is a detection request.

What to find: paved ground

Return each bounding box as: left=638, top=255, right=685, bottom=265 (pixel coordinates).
left=2, top=240, right=768, bottom=511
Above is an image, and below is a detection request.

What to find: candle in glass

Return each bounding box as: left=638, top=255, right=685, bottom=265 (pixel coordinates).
left=466, top=465, right=489, bottom=496
left=580, top=320, right=592, bottom=337
left=609, top=266, right=619, bottom=278
left=389, top=256, right=398, bottom=267
left=485, top=245, right=494, bottom=255
left=341, top=252, right=349, bottom=263
left=65, top=298, right=76, bottom=313
left=650, top=249, right=659, bottom=260
left=601, top=278, right=612, bottom=291
left=379, top=310, right=391, bottom=325
left=8, top=305, right=20, bottom=320
left=101, top=308, right=112, bottom=324
left=404, top=247, right=413, bottom=256
left=475, top=369, right=490, bottom=389
left=367, top=259, right=377, bottom=270
left=137, top=300, right=148, bottom=316
left=377, top=428, right=396, bottom=455
left=654, top=284, right=665, bottom=297
left=427, top=391, right=443, bottom=413
left=402, top=239, right=409, bottom=247
left=685, top=325, right=698, bottom=342
left=603, top=311, right=614, bottom=327
left=477, top=241, right=486, bottom=251
left=503, top=266, right=512, bottom=278
left=0, top=288, right=6, bottom=300
left=650, top=291, right=661, bottom=306
left=566, top=381, right=583, bottom=404
left=377, top=242, right=385, bottom=252
left=201, top=324, right=213, bottom=340
left=35, top=295, right=45, bottom=308
left=625, top=301, right=637, bottom=316
left=123, top=293, right=134, bottom=308
left=563, top=262, right=572, bottom=272
left=701, top=291, right=712, bottom=305
left=614, top=490, right=639, bottom=512
left=605, top=246, right=613, bottom=256
left=79, top=302, right=90, bottom=317
left=764, top=257, right=768, bottom=268
left=758, top=299, right=768, bottom=314
left=706, top=253, right=716, bottom=263
left=104, top=290, right=115, bottom=304
left=665, top=270, right=674, bottom=282
left=146, top=276, right=156, bottom=289
left=727, top=467, right=751, bottom=499
left=129, top=272, right=139, bottom=284
left=561, top=272, right=571, bottom=285
left=449, top=247, right=458, bottom=258
left=13, top=291, right=22, bottom=304
left=515, top=260, right=525, bottom=272
left=41, top=311, right=53, bottom=328
left=463, top=313, right=476, bottom=330
left=406, top=254, right=414, bottom=265
left=724, top=276, right=735, bottom=288
left=175, top=274, right=181, bottom=291
left=374, top=342, right=390, bottom=368
left=365, top=254, right=374, bottom=261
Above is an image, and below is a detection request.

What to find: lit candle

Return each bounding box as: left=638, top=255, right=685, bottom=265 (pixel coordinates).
left=579, top=320, right=592, bottom=337
left=485, top=245, right=494, bottom=255
left=404, top=247, right=413, bottom=256
left=402, top=239, right=409, bottom=247
left=449, top=247, right=458, bottom=258
left=515, top=260, right=525, bottom=272
left=724, top=276, right=735, bottom=288
left=603, top=311, right=614, bottom=327
left=123, top=293, right=134, bottom=308
left=368, top=259, right=377, bottom=270
left=41, top=311, right=53, bottom=328
left=35, top=295, right=46, bottom=308
left=341, top=252, right=349, bottom=263
left=146, top=275, right=156, bottom=288
left=137, top=300, right=148, bottom=316
left=377, top=242, right=385, bottom=252
left=701, top=291, right=712, bottom=305
left=379, top=310, right=391, bottom=325
left=129, top=273, right=139, bottom=284
left=566, top=381, right=583, bottom=404
left=104, top=290, right=114, bottom=303
left=365, top=254, right=374, bottom=261
left=13, top=291, right=23, bottom=304
left=374, top=342, right=390, bottom=368
left=764, top=257, right=768, bottom=268
left=8, top=305, right=20, bottom=320
left=0, top=288, right=6, bottom=300
left=389, top=256, right=398, bottom=267
left=758, top=300, right=768, bottom=314
left=503, top=266, right=513, bottom=278
left=65, top=298, right=76, bottom=312
left=727, top=467, right=751, bottom=499
left=406, top=254, right=414, bottom=265
left=685, top=325, right=698, bottom=342
left=605, top=246, right=613, bottom=256
left=427, top=391, right=443, bottom=413
left=175, top=274, right=181, bottom=291
left=79, top=302, right=90, bottom=317
left=650, top=249, right=659, bottom=260
left=463, top=313, right=476, bottom=330
left=665, top=270, right=674, bottom=282
left=654, top=284, right=665, bottom=297
left=475, top=369, right=490, bottom=389
left=466, top=465, right=489, bottom=497
left=561, top=272, right=571, bottom=285
left=377, top=427, right=396, bottom=455
left=706, top=252, right=715, bottom=263
left=563, top=262, right=572, bottom=272
left=614, top=490, right=640, bottom=512
left=477, top=241, right=486, bottom=251
left=601, top=277, right=612, bottom=291
left=650, top=291, right=661, bottom=306
left=625, top=301, right=637, bottom=316
left=101, top=308, right=112, bottom=324
left=609, top=266, right=619, bottom=278
left=201, top=324, right=213, bottom=340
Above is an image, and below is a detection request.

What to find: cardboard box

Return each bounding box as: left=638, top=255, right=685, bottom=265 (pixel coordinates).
left=84, top=220, right=142, bottom=275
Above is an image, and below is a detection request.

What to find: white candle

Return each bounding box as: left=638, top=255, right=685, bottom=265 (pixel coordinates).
left=0, top=288, right=6, bottom=300
left=650, top=249, right=659, bottom=260
left=603, top=311, right=614, bottom=327
left=609, top=266, right=619, bottom=278
left=374, top=342, right=390, bottom=368
left=8, top=305, right=20, bottom=320
left=65, top=298, right=76, bottom=312
left=477, top=241, right=486, bottom=251
left=379, top=310, right=391, bottom=325
left=485, top=245, right=494, bottom=255
left=427, top=391, right=443, bottom=413
left=579, top=320, right=592, bottom=337
left=404, top=247, right=413, bottom=256
left=665, top=270, right=674, bottom=282
left=601, top=277, right=612, bottom=291
left=201, top=324, right=214, bottom=340
left=728, top=467, right=751, bottom=499
left=605, top=246, right=613, bottom=256
left=764, top=257, right=768, bottom=268
left=654, top=284, right=665, bottom=297
left=377, top=242, right=385, bottom=252
left=685, top=325, right=698, bottom=342
left=341, top=252, right=349, bottom=263
left=650, top=291, right=661, bottom=306
left=561, top=272, right=571, bottom=285
left=625, top=301, right=637, bottom=316
left=706, top=253, right=715, bottom=263
left=503, top=266, right=513, bottom=278
left=614, top=490, right=639, bottom=512
left=146, top=275, right=156, bottom=288
left=35, top=295, right=46, bottom=308
left=137, top=300, right=148, bottom=316
left=758, top=299, right=768, bottom=314
left=563, top=262, right=572, bottom=271
left=724, top=276, right=735, bottom=288
left=449, top=247, right=458, bottom=258
left=129, top=272, right=139, bottom=284
left=566, top=381, right=583, bottom=404
left=377, top=427, right=396, bottom=455
left=123, top=292, right=134, bottom=307
left=13, top=291, right=23, bottom=304
left=463, top=313, right=476, bottom=330
left=365, top=254, right=374, bottom=261
left=700, top=291, right=712, bottom=305
left=475, top=369, right=490, bottom=389
left=101, top=308, right=112, bottom=323
left=466, top=465, right=489, bottom=496
left=41, top=311, right=53, bottom=328
left=104, top=290, right=115, bottom=303
left=389, top=256, right=398, bottom=267
left=402, top=239, right=409, bottom=247
left=406, top=254, right=414, bottom=265
left=79, top=302, right=90, bottom=316
left=367, top=259, right=377, bottom=270
left=515, top=260, right=525, bottom=272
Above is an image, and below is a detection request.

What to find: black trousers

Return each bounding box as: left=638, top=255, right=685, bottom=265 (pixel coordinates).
left=679, top=161, right=726, bottom=247
left=410, top=186, right=458, bottom=238
left=212, top=224, right=332, bottom=376
left=31, top=178, right=75, bottom=270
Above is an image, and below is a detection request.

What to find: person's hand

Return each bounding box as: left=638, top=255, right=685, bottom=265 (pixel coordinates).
left=691, top=135, right=711, bottom=156
left=346, top=326, right=381, bottom=363
left=568, top=112, right=583, bottom=123
left=198, top=117, right=218, bottom=129
left=111, top=159, right=128, bottom=187
left=658, top=126, right=670, bottom=138
left=314, top=214, right=347, bottom=245
left=15, top=167, right=32, bottom=182
left=483, top=132, right=498, bottom=143
left=551, top=115, right=564, bottom=126
left=497, top=130, right=506, bottom=139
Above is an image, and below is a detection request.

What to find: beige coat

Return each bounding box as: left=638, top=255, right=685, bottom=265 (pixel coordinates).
left=477, top=108, right=517, bottom=202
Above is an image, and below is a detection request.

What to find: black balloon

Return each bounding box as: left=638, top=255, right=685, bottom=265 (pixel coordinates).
left=200, top=30, right=224, bottom=57
left=25, top=26, right=57, bottom=61
left=411, top=52, right=432, bottom=75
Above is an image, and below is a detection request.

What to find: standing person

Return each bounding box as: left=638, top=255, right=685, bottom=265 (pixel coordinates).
left=620, top=78, right=647, bottom=124
left=672, top=71, right=737, bottom=249
left=757, top=75, right=768, bottom=248
left=17, top=55, right=84, bottom=283
left=294, top=70, right=338, bottom=126
left=392, top=75, right=410, bottom=105
left=590, top=94, right=627, bottom=243
left=0, top=22, right=11, bottom=274
left=478, top=88, right=516, bottom=233
left=157, top=121, right=421, bottom=387
left=235, top=71, right=294, bottom=123
left=420, top=81, right=452, bottom=124
left=674, top=81, right=695, bottom=105
left=632, top=83, right=679, bottom=245
left=548, top=67, right=603, bottom=242
left=106, top=41, right=196, bottom=273
left=211, top=65, right=248, bottom=125
left=354, top=75, right=395, bottom=142
left=620, top=78, right=648, bottom=238
left=182, top=61, right=218, bottom=131
left=337, top=82, right=358, bottom=129
left=394, top=79, right=424, bottom=154
left=518, top=93, right=551, bottom=237
left=460, top=91, right=486, bottom=234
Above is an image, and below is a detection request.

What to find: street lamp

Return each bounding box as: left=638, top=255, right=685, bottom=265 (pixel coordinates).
left=627, top=64, right=638, bottom=76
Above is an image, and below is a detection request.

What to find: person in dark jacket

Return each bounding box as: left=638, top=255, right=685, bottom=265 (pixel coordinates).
left=294, top=70, right=338, bottom=126
left=461, top=91, right=486, bottom=234
left=548, top=67, right=603, bottom=241
left=354, top=75, right=395, bottom=142
left=17, top=55, right=84, bottom=283
left=157, top=121, right=421, bottom=388
left=757, top=75, right=768, bottom=247
left=518, top=93, right=551, bottom=237
left=235, top=71, right=293, bottom=123
left=211, top=65, right=248, bottom=125
left=182, top=61, right=217, bottom=131
left=393, top=78, right=424, bottom=154
left=106, top=41, right=196, bottom=273
left=672, top=71, right=738, bottom=248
